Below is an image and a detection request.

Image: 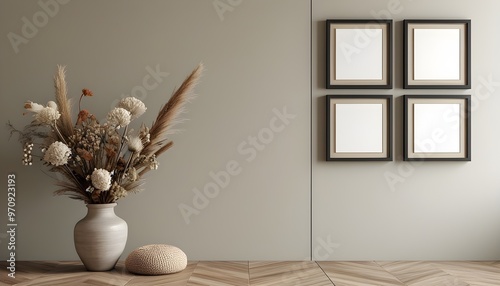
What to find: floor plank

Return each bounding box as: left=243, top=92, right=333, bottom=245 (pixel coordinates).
left=187, top=261, right=249, bottom=286
left=1, top=260, right=500, bottom=285
left=126, top=261, right=197, bottom=286
left=433, top=261, right=500, bottom=286
left=249, top=261, right=333, bottom=286
left=377, top=261, right=469, bottom=286
left=318, top=261, right=405, bottom=286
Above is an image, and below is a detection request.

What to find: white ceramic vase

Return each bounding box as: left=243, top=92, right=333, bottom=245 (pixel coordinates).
left=74, top=203, right=128, bottom=271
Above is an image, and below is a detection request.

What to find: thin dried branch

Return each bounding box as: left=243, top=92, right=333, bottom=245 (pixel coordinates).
left=50, top=165, right=89, bottom=199
left=53, top=181, right=90, bottom=203
left=7, top=121, right=52, bottom=145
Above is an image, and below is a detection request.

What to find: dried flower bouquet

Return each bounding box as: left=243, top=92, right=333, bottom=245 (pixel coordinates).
left=9, top=64, right=203, bottom=204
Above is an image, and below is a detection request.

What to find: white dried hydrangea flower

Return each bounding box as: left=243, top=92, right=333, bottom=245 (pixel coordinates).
left=43, top=141, right=71, bottom=166
left=127, top=136, right=143, bottom=153
left=35, top=106, right=61, bottom=125
left=117, top=97, right=147, bottom=119
left=107, top=107, right=131, bottom=129
left=91, top=168, right=112, bottom=190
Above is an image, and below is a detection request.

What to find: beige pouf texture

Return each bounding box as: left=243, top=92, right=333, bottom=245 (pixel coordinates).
left=125, top=244, right=187, bottom=275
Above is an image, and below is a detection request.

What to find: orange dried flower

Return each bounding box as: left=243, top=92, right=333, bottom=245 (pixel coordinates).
left=104, top=145, right=117, bottom=158
left=77, top=109, right=90, bottom=125
left=76, top=148, right=93, bottom=161
left=82, top=89, right=93, bottom=97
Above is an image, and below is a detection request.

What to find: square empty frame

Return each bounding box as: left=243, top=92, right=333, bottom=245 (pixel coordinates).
left=327, top=19, right=393, bottom=89
left=404, top=20, right=471, bottom=89
left=326, top=95, right=393, bottom=161
left=404, top=95, right=471, bottom=161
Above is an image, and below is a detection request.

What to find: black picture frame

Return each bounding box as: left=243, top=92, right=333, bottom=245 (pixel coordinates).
left=326, top=19, right=393, bottom=89
left=326, top=95, right=393, bottom=161
left=404, top=19, right=471, bottom=89
left=404, top=95, right=471, bottom=161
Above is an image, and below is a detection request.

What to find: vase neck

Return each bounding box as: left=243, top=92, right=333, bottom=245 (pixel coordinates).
left=86, top=203, right=117, bottom=209
left=85, top=203, right=117, bottom=217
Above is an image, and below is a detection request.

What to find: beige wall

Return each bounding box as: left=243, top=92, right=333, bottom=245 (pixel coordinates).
left=0, top=0, right=310, bottom=260
left=313, top=0, right=500, bottom=260
left=0, top=0, right=499, bottom=261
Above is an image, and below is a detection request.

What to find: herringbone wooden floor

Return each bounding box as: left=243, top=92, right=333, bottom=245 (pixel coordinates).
left=1, top=260, right=500, bottom=285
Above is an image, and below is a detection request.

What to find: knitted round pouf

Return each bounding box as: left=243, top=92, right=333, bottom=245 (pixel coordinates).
left=125, top=244, right=187, bottom=275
